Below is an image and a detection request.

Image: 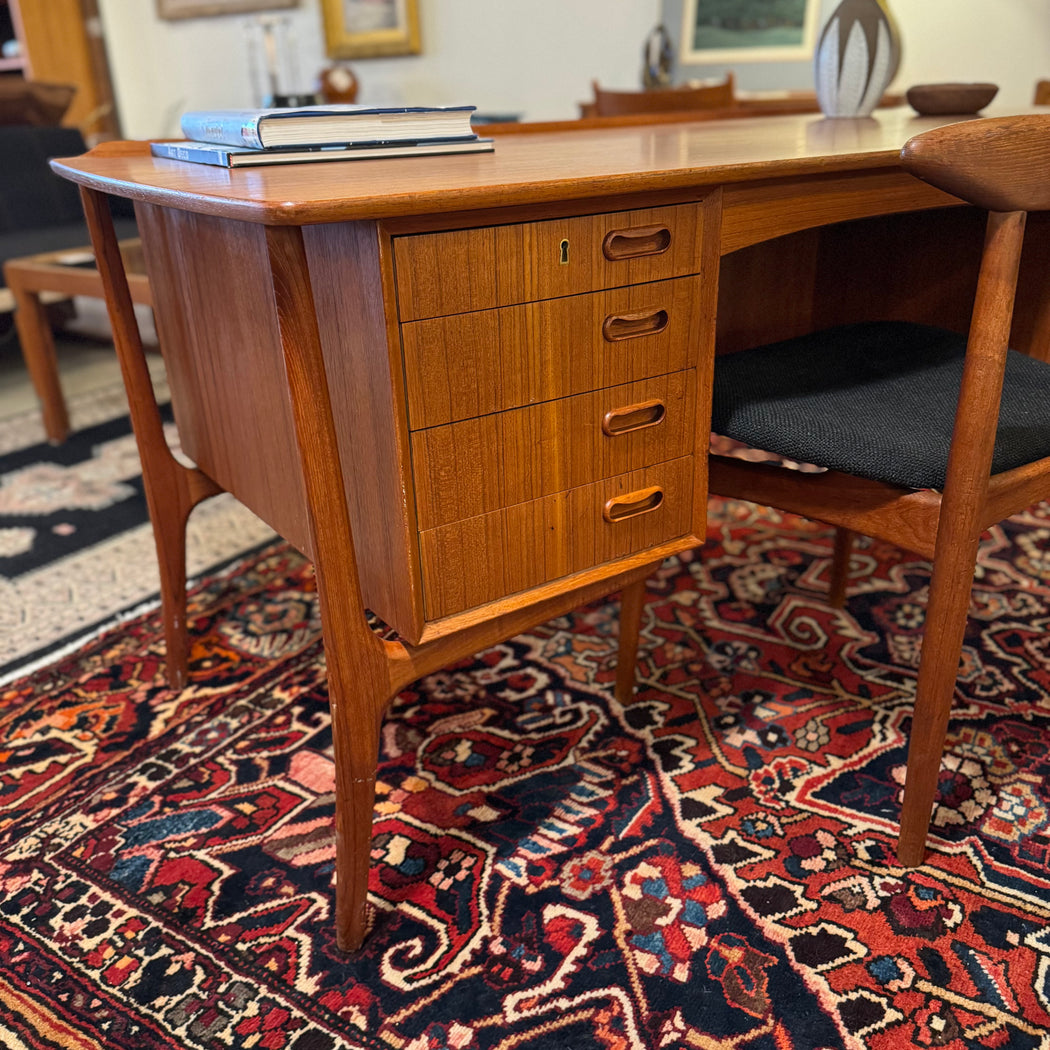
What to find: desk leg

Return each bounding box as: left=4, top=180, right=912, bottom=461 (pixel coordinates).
left=615, top=578, right=647, bottom=703
left=80, top=187, right=221, bottom=690
left=265, top=224, right=400, bottom=952
left=7, top=279, right=69, bottom=442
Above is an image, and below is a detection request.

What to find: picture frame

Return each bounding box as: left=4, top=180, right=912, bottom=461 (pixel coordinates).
left=155, top=0, right=297, bottom=18
left=679, top=0, right=822, bottom=63
left=321, top=0, right=421, bottom=59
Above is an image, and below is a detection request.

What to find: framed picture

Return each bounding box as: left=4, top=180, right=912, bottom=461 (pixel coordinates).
left=680, top=0, right=822, bottom=63
left=156, top=0, right=297, bottom=17
left=321, top=0, right=421, bottom=59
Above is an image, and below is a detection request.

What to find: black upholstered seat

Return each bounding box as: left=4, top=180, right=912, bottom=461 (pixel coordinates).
left=711, top=321, right=1050, bottom=490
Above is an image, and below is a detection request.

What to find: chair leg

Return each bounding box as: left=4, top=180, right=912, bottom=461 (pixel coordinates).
left=828, top=527, right=853, bottom=608
left=615, top=577, right=647, bottom=704
left=896, top=535, right=980, bottom=867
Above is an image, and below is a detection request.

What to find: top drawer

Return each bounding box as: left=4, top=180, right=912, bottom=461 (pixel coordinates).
left=393, top=203, right=703, bottom=321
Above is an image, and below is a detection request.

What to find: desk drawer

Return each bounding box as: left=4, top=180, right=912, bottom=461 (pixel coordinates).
left=420, top=456, right=693, bottom=619
left=394, top=203, right=703, bottom=321
left=412, top=371, right=695, bottom=530
left=402, top=276, right=701, bottom=430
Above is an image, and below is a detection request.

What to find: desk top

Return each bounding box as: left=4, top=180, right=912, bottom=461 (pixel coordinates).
left=52, top=104, right=1044, bottom=226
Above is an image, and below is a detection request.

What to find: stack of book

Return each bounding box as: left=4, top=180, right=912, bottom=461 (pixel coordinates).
left=151, top=103, right=494, bottom=168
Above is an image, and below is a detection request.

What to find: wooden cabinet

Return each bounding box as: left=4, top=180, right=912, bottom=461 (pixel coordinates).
left=392, top=203, right=708, bottom=621
left=1, top=0, right=119, bottom=138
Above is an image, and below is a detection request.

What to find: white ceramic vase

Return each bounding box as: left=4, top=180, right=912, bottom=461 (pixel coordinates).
left=814, top=0, right=901, bottom=118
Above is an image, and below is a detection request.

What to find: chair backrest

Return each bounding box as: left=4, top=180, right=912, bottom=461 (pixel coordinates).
left=1034, top=79, right=1050, bottom=105
left=591, top=74, right=735, bottom=117
left=901, top=114, right=1050, bottom=214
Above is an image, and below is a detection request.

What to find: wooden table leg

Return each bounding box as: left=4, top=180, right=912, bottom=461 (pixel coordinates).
left=7, top=277, right=69, bottom=442
left=81, top=187, right=220, bottom=690
left=615, top=577, right=647, bottom=703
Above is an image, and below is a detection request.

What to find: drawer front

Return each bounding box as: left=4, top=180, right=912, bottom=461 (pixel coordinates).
left=394, top=203, right=703, bottom=321
left=402, top=276, right=702, bottom=430
left=412, top=371, right=696, bottom=530
left=420, top=457, right=693, bottom=620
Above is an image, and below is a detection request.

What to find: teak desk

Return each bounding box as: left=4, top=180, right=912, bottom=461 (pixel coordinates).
left=51, top=107, right=1050, bottom=951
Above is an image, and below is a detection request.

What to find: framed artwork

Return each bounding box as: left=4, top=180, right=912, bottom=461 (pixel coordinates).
left=680, top=0, right=822, bottom=63
left=321, top=0, right=421, bottom=58
left=156, top=0, right=297, bottom=17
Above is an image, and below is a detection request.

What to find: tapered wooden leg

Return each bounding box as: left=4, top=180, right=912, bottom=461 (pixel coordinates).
left=328, top=663, right=388, bottom=951
left=154, top=504, right=193, bottom=691
left=8, top=280, right=69, bottom=442
left=615, top=578, right=646, bottom=704
left=264, top=224, right=398, bottom=952
left=896, top=533, right=979, bottom=866
left=80, top=187, right=220, bottom=690
left=828, top=527, right=854, bottom=608
left=898, top=209, right=1026, bottom=867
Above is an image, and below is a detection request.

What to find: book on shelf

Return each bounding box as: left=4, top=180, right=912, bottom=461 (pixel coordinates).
left=179, top=103, right=477, bottom=150
left=150, top=137, right=494, bottom=169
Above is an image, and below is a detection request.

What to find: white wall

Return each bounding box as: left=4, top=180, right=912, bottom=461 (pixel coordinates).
left=666, top=0, right=1050, bottom=109
left=96, top=0, right=1050, bottom=138
left=97, top=0, right=661, bottom=139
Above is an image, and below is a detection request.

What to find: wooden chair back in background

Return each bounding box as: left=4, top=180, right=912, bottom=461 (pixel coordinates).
left=590, top=73, right=735, bottom=117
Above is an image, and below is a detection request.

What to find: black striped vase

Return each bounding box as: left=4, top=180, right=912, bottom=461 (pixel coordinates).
left=814, top=0, right=901, bottom=117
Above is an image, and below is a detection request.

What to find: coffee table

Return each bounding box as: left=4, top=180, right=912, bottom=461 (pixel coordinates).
left=3, top=239, right=151, bottom=442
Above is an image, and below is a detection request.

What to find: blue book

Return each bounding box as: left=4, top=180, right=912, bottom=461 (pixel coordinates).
left=179, top=103, right=477, bottom=150
left=150, top=137, right=494, bottom=168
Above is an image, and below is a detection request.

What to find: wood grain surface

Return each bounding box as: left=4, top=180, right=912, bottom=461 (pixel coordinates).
left=51, top=107, right=1049, bottom=226
left=401, top=276, right=702, bottom=429
left=419, top=457, right=694, bottom=619
left=411, top=372, right=696, bottom=529
left=393, top=204, right=703, bottom=319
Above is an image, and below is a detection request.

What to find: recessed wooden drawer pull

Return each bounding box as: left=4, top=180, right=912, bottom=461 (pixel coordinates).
left=602, top=398, right=666, bottom=436
left=602, top=307, right=669, bottom=342
left=602, top=224, right=672, bottom=261
left=603, top=485, right=665, bottom=523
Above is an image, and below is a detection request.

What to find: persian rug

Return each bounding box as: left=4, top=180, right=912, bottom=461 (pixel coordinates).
left=0, top=381, right=274, bottom=680
left=2, top=476, right=1050, bottom=1050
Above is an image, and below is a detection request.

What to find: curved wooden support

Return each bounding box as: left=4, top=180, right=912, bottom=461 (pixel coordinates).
left=79, top=187, right=220, bottom=690
left=898, top=209, right=1026, bottom=866
left=265, top=224, right=395, bottom=951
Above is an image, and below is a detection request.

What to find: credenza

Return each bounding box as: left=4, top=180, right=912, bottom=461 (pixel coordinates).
left=51, top=105, right=1050, bottom=951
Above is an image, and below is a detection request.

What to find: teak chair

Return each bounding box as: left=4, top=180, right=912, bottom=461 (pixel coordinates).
left=590, top=74, right=735, bottom=117
left=708, top=114, right=1050, bottom=867
left=1035, top=79, right=1050, bottom=105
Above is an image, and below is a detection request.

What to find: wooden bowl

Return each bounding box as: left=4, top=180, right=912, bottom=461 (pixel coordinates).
left=906, top=82, right=998, bottom=116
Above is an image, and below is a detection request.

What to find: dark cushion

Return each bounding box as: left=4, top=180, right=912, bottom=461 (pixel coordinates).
left=710, top=321, right=1050, bottom=491
left=0, top=126, right=88, bottom=233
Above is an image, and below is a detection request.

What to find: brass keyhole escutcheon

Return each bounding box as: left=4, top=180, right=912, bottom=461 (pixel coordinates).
left=559, top=238, right=569, bottom=265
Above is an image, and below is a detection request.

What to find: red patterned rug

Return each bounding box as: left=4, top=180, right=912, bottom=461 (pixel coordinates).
left=2, top=497, right=1050, bottom=1049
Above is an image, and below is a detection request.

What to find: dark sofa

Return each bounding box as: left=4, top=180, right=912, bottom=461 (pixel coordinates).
left=0, top=125, right=137, bottom=287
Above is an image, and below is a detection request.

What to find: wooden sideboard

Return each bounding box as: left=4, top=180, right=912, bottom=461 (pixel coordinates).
left=50, top=105, right=1050, bottom=951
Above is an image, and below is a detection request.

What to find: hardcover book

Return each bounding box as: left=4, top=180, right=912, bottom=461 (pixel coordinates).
left=179, top=103, right=477, bottom=150
left=150, top=137, right=494, bottom=168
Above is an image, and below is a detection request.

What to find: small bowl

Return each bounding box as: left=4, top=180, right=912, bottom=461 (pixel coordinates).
left=906, top=82, right=998, bottom=116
